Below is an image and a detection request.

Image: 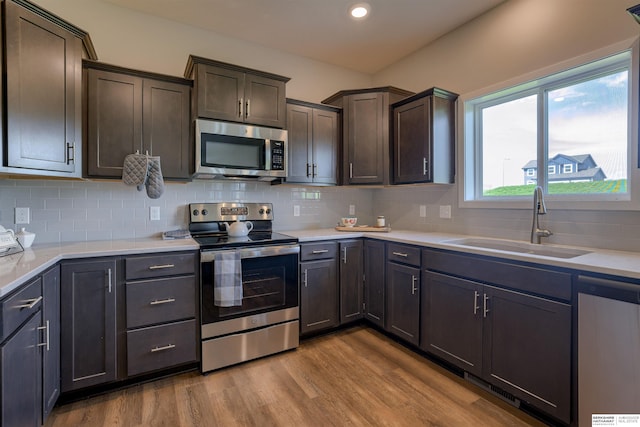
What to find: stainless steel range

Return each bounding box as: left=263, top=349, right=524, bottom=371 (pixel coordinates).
left=189, top=202, right=299, bottom=373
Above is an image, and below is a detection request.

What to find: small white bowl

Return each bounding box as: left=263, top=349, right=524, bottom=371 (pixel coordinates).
left=341, top=217, right=357, bottom=227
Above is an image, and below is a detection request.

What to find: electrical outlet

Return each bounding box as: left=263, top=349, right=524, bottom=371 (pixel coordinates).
left=349, top=205, right=355, bottom=215
left=150, top=206, right=160, bottom=221
left=439, top=205, right=452, bottom=219
left=15, top=207, right=30, bottom=224
left=419, top=205, right=426, bottom=218
left=293, top=205, right=300, bottom=217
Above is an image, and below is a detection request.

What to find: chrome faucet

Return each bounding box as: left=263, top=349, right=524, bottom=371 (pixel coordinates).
left=531, top=186, right=552, bottom=244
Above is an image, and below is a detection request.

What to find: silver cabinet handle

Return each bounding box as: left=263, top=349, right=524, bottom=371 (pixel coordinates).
left=311, top=249, right=329, bottom=254
left=306, top=163, right=311, bottom=177
left=107, top=268, right=112, bottom=293
left=313, top=164, right=317, bottom=177
left=150, top=298, right=176, bottom=306
left=37, top=321, right=50, bottom=351
left=411, top=276, right=417, bottom=295
left=16, top=295, right=42, bottom=309
left=303, top=269, right=308, bottom=287
left=473, top=290, right=480, bottom=315
left=392, top=252, right=408, bottom=258
left=239, top=97, right=244, bottom=118
left=148, top=264, right=175, bottom=270
left=67, top=142, right=75, bottom=165
left=483, top=294, right=490, bottom=318
left=246, top=99, right=250, bottom=118
left=349, top=162, right=353, bottom=179
left=423, top=157, right=428, bottom=175
left=151, top=344, right=176, bottom=353
left=342, top=247, right=347, bottom=264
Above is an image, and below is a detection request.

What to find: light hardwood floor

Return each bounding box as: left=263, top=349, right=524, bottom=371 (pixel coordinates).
left=46, top=326, right=549, bottom=426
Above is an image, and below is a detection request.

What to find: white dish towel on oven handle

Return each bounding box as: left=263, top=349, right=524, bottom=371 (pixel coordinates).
left=213, top=250, right=243, bottom=307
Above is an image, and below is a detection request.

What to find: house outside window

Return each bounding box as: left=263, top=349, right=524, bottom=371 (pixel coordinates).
left=462, top=45, right=635, bottom=208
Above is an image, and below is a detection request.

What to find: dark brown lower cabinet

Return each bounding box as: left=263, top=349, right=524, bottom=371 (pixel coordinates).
left=61, top=259, right=118, bottom=392
left=42, top=266, right=61, bottom=420
left=385, top=262, right=420, bottom=345
left=422, top=270, right=571, bottom=424
left=339, top=240, right=363, bottom=324
left=363, top=239, right=385, bottom=327
left=300, top=258, right=339, bottom=335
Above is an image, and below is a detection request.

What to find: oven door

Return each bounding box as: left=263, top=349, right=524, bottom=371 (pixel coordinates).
left=200, top=244, right=299, bottom=329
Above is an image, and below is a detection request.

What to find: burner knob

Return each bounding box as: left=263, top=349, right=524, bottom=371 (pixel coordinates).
left=259, top=208, right=265, bottom=215
left=202, top=209, right=208, bottom=216
left=192, top=209, right=199, bottom=216
left=266, top=208, right=272, bottom=215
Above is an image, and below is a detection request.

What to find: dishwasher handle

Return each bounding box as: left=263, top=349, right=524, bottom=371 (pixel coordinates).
left=577, top=275, right=640, bottom=304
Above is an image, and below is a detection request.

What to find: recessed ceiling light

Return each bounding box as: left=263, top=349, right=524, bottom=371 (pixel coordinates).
left=349, top=3, right=370, bottom=20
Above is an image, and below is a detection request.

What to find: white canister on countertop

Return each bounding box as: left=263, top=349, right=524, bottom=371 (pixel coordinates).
left=15, top=228, right=35, bottom=248
left=376, top=216, right=385, bottom=227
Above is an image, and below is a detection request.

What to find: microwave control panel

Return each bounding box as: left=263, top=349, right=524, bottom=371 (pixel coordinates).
left=270, top=140, right=285, bottom=171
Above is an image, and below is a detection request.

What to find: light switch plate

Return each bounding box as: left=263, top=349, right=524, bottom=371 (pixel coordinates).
left=349, top=205, right=355, bottom=215
left=150, top=206, right=160, bottom=221
left=293, top=205, right=300, bottom=217
left=15, top=207, right=30, bottom=224
left=439, top=205, right=452, bottom=219
left=419, top=205, right=427, bottom=218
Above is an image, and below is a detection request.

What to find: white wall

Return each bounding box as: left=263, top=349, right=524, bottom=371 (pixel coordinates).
left=31, top=0, right=372, bottom=103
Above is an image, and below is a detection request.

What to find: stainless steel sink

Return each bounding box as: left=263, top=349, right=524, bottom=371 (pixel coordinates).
left=444, top=238, right=592, bottom=259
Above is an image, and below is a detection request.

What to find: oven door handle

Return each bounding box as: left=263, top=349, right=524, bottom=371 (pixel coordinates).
left=200, top=244, right=300, bottom=263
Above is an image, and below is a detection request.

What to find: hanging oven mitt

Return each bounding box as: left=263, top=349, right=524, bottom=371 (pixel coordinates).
left=145, top=155, right=165, bottom=199
left=122, top=152, right=149, bottom=191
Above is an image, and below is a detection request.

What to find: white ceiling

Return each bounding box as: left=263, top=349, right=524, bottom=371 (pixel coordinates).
left=102, top=0, right=505, bottom=74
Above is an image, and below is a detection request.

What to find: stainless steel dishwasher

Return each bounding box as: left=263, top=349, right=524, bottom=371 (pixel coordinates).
left=577, top=275, right=640, bottom=427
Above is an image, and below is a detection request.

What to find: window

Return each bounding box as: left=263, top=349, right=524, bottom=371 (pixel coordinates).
left=463, top=48, right=633, bottom=206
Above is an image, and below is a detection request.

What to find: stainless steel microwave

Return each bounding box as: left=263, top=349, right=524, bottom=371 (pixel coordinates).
left=194, top=119, right=288, bottom=181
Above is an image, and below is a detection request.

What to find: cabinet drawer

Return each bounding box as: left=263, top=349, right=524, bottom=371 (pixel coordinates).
left=127, top=319, right=197, bottom=376
left=125, top=252, right=196, bottom=280
left=300, top=242, right=338, bottom=261
left=423, top=249, right=572, bottom=301
left=0, top=277, right=42, bottom=342
left=126, top=276, right=196, bottom=328
left=387, top=243, right=421, bottom=267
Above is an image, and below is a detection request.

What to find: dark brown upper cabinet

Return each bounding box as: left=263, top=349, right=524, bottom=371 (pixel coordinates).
left=2, top=0, right=97, bottom=177
left=391, top=88, right=458, bottom=185
left=84, top=61, right=192, bottom=180
left=323, top=87, right=413, bottom=185
left=185, top=55, right=289, bottom=129
left=286, top=99, right=340, bottom=185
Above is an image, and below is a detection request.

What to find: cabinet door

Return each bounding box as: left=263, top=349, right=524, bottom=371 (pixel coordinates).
left=483, top=285, right=571, bottom=423
left=300, top=259, right=338, bottom=335
left=393, top=97, right=431, bottom=184
left=143, top=78, right=192, bottom=179
left=61, top=260, right=118, bottom=392
left=42, top=266, right=60, bottom=420
left=363, top=239, right=385, bottom=327
left=312, top=108, right=339, bottom=185
left=244, top=74, right=286, bottom=128
left=5, top=1, right=81, bottom=173
left=339, top=240, right=363, bottom=324
left=422, top=271, right=483, bottom=376
left=344, top=93, right=385, bottom=184
left=195, top=64, right=244, bottom=122
left=286, top=103, right=313, bottom=183
left=386, top=262, right=421, bottom=345
left=1, top=312, right=41, bottom=427
left=86, top=68, right=143, bottom=177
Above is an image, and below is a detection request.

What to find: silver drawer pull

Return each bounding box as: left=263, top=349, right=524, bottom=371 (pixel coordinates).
left=149, top=298, right=176, bottom=306
left=311, top=250, right=329, bottom=254
left=151, top=344, right=176, bottom=353
left=16, top=296, right=43, bottom=309
left=392, top=252, right=408, bottom=257
left=148, top=264, right=175, bottom=270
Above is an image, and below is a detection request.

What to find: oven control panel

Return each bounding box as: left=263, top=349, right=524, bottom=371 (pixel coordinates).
left=190, top=202, right=274, bottom=222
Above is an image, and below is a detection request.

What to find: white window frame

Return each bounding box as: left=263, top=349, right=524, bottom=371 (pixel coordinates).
left=526, top=168, right=535, bottom=177
left=548, top=165, right=556, bottom=175
left=460, top=38, right=640, bottom=211
left=563, top=164, right=573, bottom=174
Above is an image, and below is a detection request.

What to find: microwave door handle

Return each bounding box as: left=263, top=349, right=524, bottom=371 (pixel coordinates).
left=265, top=139, right=271, bottom=171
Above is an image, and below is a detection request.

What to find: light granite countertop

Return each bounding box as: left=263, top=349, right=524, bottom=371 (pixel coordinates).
left=2, top=228, right=640, bottom=298
left=281, top=228, right=640, bottom=282
left=0, top=237, right=199, bottom=298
